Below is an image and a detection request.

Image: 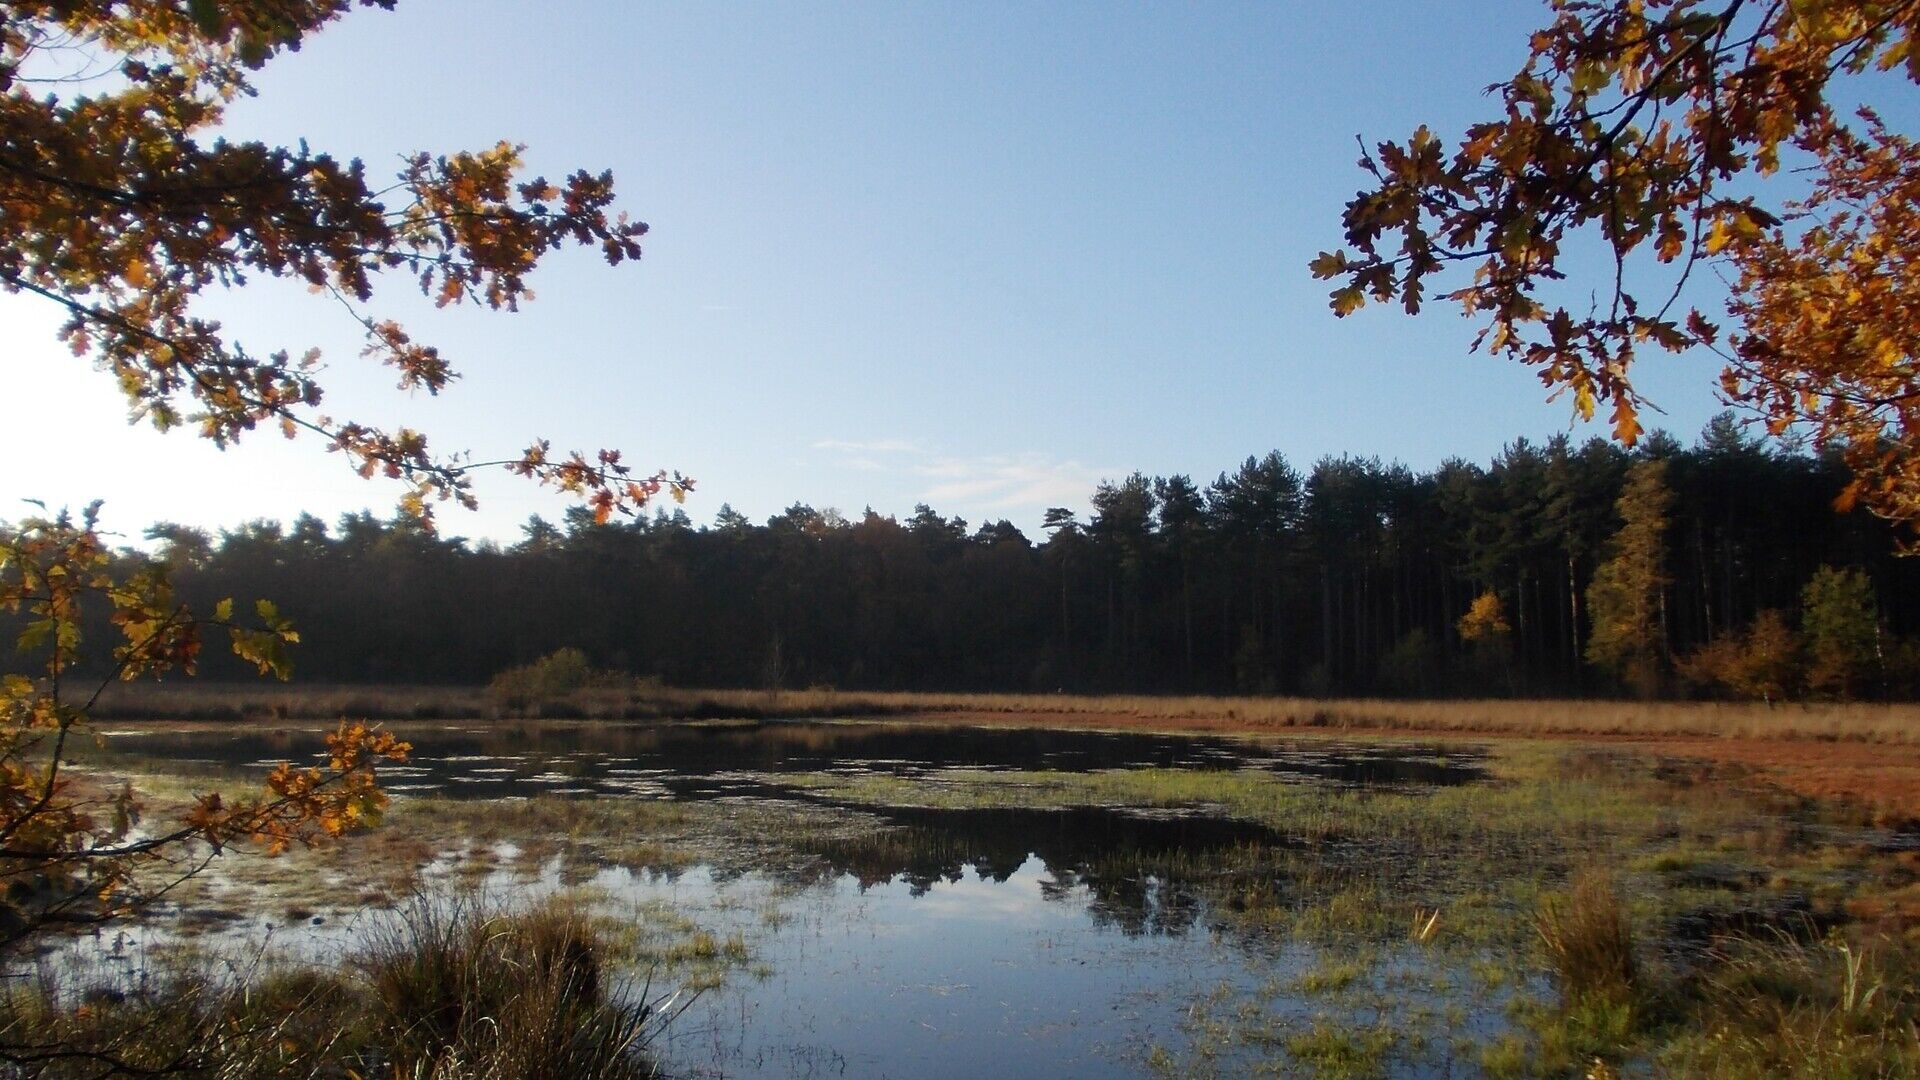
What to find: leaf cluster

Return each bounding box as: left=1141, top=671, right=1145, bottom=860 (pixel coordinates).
left=0, top=510, right=408, bottom=955
left=2, top=2, right=688, bottom=526
left=1316, top=0, right=1920, bottom=527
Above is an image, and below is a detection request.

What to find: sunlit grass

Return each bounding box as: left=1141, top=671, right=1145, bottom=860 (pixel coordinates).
left=3, top=894, right=663, bottom=1078
left=50, top=720, right=1920, bottom=1077
left=92, top=681, right=1920, bottom=741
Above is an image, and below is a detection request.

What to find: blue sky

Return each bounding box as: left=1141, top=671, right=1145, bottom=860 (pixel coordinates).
left=6, top=0, right=1745, bottom=544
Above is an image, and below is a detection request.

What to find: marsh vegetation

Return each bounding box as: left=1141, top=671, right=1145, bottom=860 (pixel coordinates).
left=15, top=716, right=1920, bottom=1077
left=93, top=680, right=1920, bottom=741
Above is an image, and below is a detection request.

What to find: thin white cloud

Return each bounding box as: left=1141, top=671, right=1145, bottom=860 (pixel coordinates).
left=812, top=437, right=1110, bottom=515
left=811, top=437, right=926, bottom=455
left=916, top=453, right=1108, bottom=509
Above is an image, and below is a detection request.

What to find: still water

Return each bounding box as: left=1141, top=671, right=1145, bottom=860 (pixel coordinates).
left=91, top=721, right=1510, bottom=1077
left=99, top=719, right=1485, bottom=798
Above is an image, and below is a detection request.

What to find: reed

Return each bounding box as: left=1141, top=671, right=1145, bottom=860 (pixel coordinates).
left=1, top=895, right=663, bottom=1079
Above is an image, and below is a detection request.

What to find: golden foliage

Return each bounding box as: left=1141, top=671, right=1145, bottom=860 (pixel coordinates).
left=1457, top=589, right=1513, bottom=644
left=1724, top=116, right=1920, bottom=523
left=1676, top=608, right=1800, bottom=701
left=0, top=2, right=689, bottom=525
left=0, top=509, right=408, bottom=949
left=1316, top=0, right=1920, bottom=528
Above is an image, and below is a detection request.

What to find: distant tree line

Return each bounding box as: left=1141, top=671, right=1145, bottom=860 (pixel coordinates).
left=115, top=416, right=1920, bottom=700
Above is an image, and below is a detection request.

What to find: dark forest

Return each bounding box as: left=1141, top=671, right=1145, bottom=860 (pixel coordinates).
left=128, top=416, right=1920, bottom=700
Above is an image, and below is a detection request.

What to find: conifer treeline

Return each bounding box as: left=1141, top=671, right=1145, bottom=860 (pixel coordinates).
left=142, top=417, right=1920, bottom=698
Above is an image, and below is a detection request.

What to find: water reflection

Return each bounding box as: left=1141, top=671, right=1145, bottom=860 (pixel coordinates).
left=94, top=719, right=1484, bottom=800
left=68, top=720, right=1516, bottom=1076
left=631, top=858, right=1520, bottom=1079
left=806, top=805, right=1282, bottom=937
left=637, top=859, right=1264, bottom=1079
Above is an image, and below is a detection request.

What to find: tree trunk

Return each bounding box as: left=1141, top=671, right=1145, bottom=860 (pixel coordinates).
left=1181, top=558, right=1195, bottom=686
left=1567, top=551, right=1580, bottom=675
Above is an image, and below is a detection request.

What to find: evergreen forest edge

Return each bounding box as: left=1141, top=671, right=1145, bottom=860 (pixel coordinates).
left=70, top=416, right=1920, bottom=702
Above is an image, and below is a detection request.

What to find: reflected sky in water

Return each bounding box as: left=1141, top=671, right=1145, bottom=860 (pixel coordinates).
left=71, top=721, right=1513, bottom=1075
left=638, top=858, right=1257, bottom=1078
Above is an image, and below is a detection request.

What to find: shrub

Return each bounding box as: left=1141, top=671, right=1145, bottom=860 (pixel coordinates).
left=489, top=648, right=611, bottom=713
left=1677, top=609, right=1801, bottom=702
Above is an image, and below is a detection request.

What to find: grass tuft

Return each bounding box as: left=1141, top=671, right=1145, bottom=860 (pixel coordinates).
left=1, top=895, right=663, bottom=1079
left=1534, top=870, right=1638, bottom=1008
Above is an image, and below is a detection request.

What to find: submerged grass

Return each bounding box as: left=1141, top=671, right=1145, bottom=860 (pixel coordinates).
left=787, top=739, right=1920, bottom=1075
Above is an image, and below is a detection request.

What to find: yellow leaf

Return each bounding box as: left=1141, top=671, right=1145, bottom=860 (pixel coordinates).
left=1705, top=217, right=1732, bottom=254
left=1612, top=400, right=1642, bottom=445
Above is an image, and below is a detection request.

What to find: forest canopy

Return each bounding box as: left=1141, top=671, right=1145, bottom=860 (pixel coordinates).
left=88, top=418, right=1920, bottom=702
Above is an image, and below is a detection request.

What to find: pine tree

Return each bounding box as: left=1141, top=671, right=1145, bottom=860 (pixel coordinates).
left=1586, top=460, right=1675, bottom=697
left=1802, top=566, right=1880, bottom=699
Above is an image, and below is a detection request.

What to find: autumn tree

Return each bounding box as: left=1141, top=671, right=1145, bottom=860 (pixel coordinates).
left=1314, top=0, right=1920, bottom=529
left=0, top=0, right=684, bottom=991
left=1676, top=608, right=1800, bottom=702
left=1587, top=459, right=1675, bottom=696
left=1543, top=436, right=1629, bottom=678
left=1458, top=589, right=1515, bottom=645
left=1457, top=588, right=1516, bottom=692
left=1801, top=564, right=1881, bottom=697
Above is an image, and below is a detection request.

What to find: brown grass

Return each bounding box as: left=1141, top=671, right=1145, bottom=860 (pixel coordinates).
left=3, top=896, right=659, bottom=1079
left=839, top=691, right=1920, bottom=743
left=89, top=683, right=1920, bottom=818
left=1534, top=869, right=1638, bottom=1006
left=91, top=683, right=1920, bottom=742
left=91, top=682, right=496, bottom=722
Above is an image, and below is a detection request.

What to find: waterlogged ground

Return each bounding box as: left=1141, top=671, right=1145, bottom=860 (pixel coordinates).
left=91, top=720, right=1486, bottom=798
left=57, top=718, right=1920, bottom=1077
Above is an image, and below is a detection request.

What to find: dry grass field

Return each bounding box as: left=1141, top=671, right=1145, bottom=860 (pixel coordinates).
left=91, top=682, right=1920, bottom=819
left=94, top=682, right=1920, bottom=741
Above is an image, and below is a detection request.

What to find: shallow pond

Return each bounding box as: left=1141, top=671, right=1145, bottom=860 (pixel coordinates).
left=636, top=860, right=1522, bottom=1079
left=97, top=718, right=1486, bottom=798
left=80, top=721, right=1514, bottom=1077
